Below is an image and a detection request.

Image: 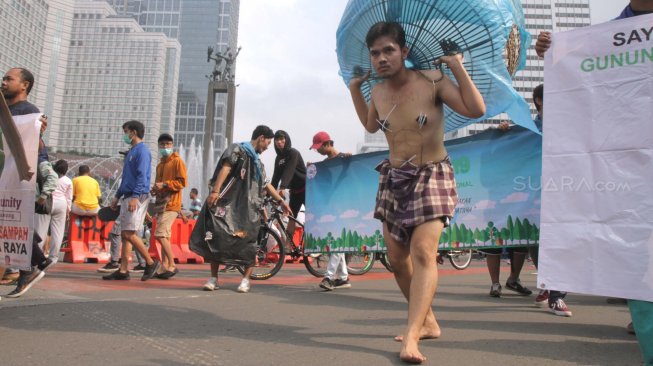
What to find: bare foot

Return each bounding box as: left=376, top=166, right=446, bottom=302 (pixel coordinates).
left=394, top=322, right=441, bottom=342
left=400, top=341, right=427, bottom=364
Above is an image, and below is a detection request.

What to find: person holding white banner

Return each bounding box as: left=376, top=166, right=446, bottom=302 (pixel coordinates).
left=2, top=67, right=54, bottom=298
left=525, top=84, right=572, bottom=317
left=534, top=2, right=653, bottom=363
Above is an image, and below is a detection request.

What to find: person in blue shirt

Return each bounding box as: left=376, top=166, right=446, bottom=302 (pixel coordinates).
left=103, top=120, right=160, bottom=281
left=189, top=188, right=202, bottom=219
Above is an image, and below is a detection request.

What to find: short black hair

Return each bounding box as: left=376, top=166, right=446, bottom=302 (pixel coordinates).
left=15, top=68, right=35, bottom=95
left=53, top=159, right=68, bottom=176
left=532, top=84, right=543, bottom=112
left=78, top=165, right=90, bottom=175
left=190, top=188, right=198, bottom=194
left=251, top=125, right=274, bottom=140
left=366, top=21, right=406, bottom=49
left=122, top=120, right=145, bottom=139
left=158, top=133, right=174, bottom=143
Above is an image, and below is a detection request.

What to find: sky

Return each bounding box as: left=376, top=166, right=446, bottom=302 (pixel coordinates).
left=233, top=0, right=628, bottom=176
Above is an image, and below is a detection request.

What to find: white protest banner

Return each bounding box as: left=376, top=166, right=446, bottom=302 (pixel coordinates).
left=0, top=93, right=41, bottom=271
left=540, top=14, right=653, bottom=302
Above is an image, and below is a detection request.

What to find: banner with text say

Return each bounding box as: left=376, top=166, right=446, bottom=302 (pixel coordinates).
left=540, top=14, right=653, bottom=302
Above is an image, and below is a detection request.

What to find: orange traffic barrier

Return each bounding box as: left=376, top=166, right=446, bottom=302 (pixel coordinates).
left=148, top=217, right=204, bottom=264
left=64, top=214, right=114, bottom=263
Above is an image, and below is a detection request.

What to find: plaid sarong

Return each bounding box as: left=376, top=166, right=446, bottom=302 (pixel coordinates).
left=374, top=157, right=458, bottom=244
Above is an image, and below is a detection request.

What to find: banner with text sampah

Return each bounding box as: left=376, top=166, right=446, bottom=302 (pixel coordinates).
left=0, top=100, right=41, bottom=271
left=540, top=14, right=653, bottom=302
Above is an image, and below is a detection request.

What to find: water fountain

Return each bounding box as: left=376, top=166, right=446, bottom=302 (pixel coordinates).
left=53, top=138, right=219, bottom=211
left=178, top=137, right=215, bottom=209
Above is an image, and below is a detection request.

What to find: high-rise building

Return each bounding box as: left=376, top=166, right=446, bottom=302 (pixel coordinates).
left=57, top=1, right=180, bottom=156
left=105, top=0, right=241, bottom=159
left=1, top=0, right=76, bottom=148
left=446, top=0, right=591, bottom=139
left=358, top=0, right=592, bottom=150
left=34, top=1, right=76, bottom=148
left=0, top=0, right=49, bottom=96
left=0, top=0, right=179, bottom=157
left=0, top=1, right=47, bottom=100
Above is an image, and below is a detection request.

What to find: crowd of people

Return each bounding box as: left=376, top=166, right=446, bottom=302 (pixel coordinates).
left=1, top=2, right=651, bottom=363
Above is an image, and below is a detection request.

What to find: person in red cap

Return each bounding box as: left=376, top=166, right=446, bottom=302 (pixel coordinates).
left=309, top=131, right=352, bottom=291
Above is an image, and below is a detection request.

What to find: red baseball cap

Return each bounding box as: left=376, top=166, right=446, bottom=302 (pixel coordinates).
left=310, top=131, right=332, bottom=149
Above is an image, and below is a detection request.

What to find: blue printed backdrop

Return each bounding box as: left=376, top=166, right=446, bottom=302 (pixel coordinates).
left=305, top=127, right=542, bottom=253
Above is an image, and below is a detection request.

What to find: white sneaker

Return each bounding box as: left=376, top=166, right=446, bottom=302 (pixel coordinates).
left=203, top=277, right=218, bottom=291
left=237, top=278, right=250, bottom=293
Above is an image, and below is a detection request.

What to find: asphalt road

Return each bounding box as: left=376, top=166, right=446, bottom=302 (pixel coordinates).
left=0, top=260, right=641, bottom=366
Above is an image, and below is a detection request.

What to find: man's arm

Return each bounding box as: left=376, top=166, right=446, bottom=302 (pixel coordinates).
left=132, top=149, right=151, bottom=197
left=156, top=159, right=187, bottom=193
left=535, top=31, right=551, bottom=58
left=270, top=158, right=281, bottom=190
left=436, top=54, right=486, bottom=118
left=278, top=150, right=302, bottom=190
left=206, top=161, right=232, bottom=207
left=348, top=74, right=380, bottom=133
left=65, top=180, right=73, bottom=212
left=95, top=180, right=102, bottom=200
left=264, top=183, right=292, bottom=216
left=125, top=149, right=151, bottom=212
left=37, top=162, right=57, bottom=203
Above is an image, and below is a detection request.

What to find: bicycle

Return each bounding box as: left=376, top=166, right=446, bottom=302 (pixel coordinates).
left=379, top=248, right=473, bottom=272
left=239, top=198, right=378, bottom=279
left=237, top=197, right=326, bottom=280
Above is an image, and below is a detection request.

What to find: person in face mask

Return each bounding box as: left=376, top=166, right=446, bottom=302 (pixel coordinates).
left=103, top=120, right=158, bottom=281
left=150, top=133, right=187, bottom=279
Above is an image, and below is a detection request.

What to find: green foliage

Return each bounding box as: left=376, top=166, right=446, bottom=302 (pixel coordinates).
left=305, top=216, right=539, bottom=251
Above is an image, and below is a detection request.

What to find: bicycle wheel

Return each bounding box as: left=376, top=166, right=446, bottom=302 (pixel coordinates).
left=448, top=249, right=473, bottom=270
left=303, top=252, right=329, bottom=278
left=244, top=226, right=286, bottom=280
left=379, top=252, right=393, bottom=273
left=345, top=251, right=375, bottom=275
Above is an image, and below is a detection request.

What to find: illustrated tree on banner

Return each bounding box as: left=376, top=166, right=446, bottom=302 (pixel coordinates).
left=336, top=0, right=538, bottom=133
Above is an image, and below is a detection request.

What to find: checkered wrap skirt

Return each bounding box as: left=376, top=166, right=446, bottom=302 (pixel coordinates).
left=374, top=157, right=458, bottom=244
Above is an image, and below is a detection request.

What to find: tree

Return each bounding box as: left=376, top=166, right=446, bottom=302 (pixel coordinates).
left=465, top=229, right=474, bottom=245
left=530, top=225, right=540, bottom=243
left=451, top=223, right=459, bottom=244
left=441, top=231, right=449, bottom=244
left=501, top=228, right=510, bottom=245
left=507, top=215, right=514, bottom=244
left=486, top=221, right=495, bottom=242
left=346, top=230, right=354, bottom=248
left=522, top=219, right=530, bottom=245
left=514, top=218, right=523, bottom=244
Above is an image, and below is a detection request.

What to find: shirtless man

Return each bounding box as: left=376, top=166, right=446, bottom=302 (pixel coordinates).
left=349, top=22, right=485, bottom=364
